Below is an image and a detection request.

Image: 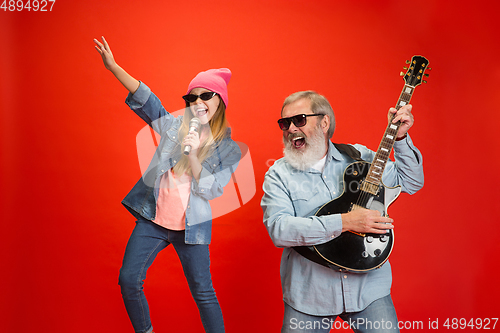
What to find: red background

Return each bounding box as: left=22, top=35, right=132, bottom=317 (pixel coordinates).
left=1, top=0, right=499, bottom=332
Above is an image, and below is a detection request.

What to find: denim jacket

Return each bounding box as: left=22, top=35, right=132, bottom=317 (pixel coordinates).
left=121, top=82, right=241, bottom=244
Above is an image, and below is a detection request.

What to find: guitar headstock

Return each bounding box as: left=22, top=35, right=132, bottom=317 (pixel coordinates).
left=400, top=55, right=430, bottom=87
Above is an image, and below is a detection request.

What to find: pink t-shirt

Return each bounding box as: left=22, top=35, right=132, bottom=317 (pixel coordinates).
left=154, top=169, right=192, bottom=230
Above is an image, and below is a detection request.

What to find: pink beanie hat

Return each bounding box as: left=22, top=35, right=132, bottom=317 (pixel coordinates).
left=186, top=68, right=231, bottom=108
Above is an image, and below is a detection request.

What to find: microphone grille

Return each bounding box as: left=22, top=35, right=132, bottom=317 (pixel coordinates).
left=189, top=117, right=201, bottom=131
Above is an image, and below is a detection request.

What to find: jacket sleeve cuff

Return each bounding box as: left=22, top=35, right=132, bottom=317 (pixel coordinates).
left=393, top=133, right=422, bottom=164
left=321, top=214, right=343, bottom=240
left=125, top=81, right=151, bottom=108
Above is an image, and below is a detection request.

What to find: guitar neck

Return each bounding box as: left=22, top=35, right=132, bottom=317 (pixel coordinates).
left=362, top=84, right=416, bottom=193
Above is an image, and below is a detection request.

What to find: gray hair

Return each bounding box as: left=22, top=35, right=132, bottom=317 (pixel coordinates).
left=281, top=91, right=336, bottom=139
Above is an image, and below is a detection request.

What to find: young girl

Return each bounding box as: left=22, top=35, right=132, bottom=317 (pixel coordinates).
left=94, top=36, right=241, bottom=333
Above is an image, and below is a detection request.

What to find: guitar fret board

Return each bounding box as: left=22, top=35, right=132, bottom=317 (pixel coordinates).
left=364, top=84, right=415, bottom=190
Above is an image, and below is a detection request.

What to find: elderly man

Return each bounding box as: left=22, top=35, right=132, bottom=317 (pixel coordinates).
left=261, top=91, right=424, bottom=333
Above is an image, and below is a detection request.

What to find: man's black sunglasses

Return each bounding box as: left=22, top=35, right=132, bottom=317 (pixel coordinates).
left=182, top=91, right=217, bottom=103
left=277, top=114, right=324, bottom=131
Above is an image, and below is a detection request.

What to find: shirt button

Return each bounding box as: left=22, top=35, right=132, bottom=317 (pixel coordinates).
left=344, top=275, right=348, bottom=279
left=161, top=169, right=165, bottom=173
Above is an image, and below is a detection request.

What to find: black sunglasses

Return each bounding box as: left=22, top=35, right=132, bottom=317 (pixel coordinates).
left=182, top=91, right=217, bottom=103
left=277, top=114, right=324, bottom=131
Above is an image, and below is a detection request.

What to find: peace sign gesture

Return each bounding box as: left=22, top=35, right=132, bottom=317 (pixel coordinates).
left=93, top=36, right=139, bottom=94
left=94, top=36, right=117, bottom=71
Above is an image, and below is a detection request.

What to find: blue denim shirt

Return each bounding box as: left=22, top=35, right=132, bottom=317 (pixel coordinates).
left=261, top=138, right=424, bottom=315
left=121, top=82, right=241, bottom=244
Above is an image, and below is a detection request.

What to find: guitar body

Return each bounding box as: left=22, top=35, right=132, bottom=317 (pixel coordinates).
left=311, top=161, right=401, bottom=272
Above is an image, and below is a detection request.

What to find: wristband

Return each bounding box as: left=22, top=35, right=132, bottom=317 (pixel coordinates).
left=395, top=134, right=407, bottom=141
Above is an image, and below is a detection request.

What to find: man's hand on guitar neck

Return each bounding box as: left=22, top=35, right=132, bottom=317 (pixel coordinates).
left=341, top=208, right=394, bottom=234
left=389, top=104, right=414, bottom=139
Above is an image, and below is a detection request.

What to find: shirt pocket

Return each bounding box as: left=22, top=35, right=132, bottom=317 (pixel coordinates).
left=162, top=127, right=180, bottom=152
left=204, top=155, right=221, bottom=173
left=289, top=188, right=321, bottom=216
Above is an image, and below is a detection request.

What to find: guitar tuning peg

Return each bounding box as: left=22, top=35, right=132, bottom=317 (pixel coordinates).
left=426, top=67, right=432, bottom=71
left=424, top=73, right=429, bottom=77
left=403, top=66, right=408, bottom=70
left=400, top=72, right=405, bottom=76
left=423, top=80, right=428, bottom=84
left=406, top=60, right=411, bottom=64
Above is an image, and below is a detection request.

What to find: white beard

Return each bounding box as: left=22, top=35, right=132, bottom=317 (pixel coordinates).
left=283, top=125, right=327, bottom=171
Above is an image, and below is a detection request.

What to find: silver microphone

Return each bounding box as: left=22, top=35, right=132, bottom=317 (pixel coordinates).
left=183, top=117, right=201, bottom=155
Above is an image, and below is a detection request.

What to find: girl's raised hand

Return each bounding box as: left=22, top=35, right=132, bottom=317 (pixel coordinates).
left=94, top=36, right=117, bottom=71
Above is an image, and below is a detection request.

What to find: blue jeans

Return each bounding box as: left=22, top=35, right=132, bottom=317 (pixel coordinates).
left=282, top=294, right=400, bottom=333
left=118, top=219, right=224, bottom=333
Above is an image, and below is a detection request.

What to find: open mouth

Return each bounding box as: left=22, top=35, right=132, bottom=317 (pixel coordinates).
left=196, top=108, right=208, bottom=117
left=292, top=136, right=306, bottom=149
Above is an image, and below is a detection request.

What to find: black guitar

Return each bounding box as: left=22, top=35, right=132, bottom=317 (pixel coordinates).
left=294, top=55, right=430, bottom=272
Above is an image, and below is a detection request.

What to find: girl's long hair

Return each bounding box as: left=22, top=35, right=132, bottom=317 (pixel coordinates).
left=172, top=98, right=228, bottom=176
